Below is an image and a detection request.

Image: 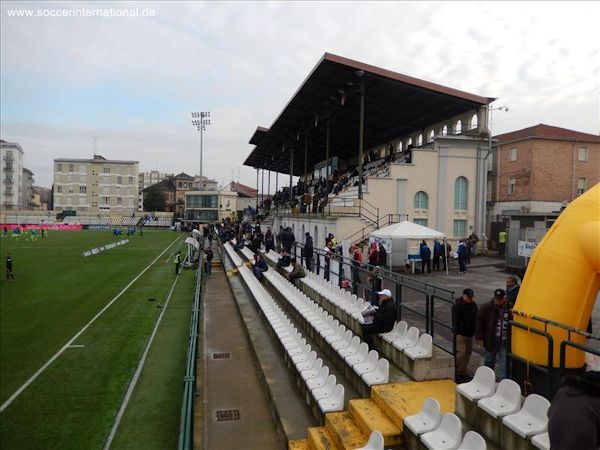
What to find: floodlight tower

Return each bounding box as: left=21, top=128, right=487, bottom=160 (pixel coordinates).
left=191, top=111, right=211, bottom=188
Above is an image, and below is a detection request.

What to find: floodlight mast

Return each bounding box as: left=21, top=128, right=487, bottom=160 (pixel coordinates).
left=191, top=111, right=211, bottom=188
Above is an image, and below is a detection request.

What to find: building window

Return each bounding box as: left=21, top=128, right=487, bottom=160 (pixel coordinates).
left=57, top=163, right=63, bottom=172
left=453, top=220, right=467, bottom=238
left=455, top=120, right=462, bottom=135
left=509, top=147, right=517, bottom=161
left=428, top=130, right=435, bottom=142
left=414, top=218, right=428, bottom=227
left=417, top=134, right=423, bottom=146
left=69, top=164, right=74, bottom=172
left=128, top=176, right=134, bottom=185
left=79, top=185, right=87, bottom=194
left=578, top=147, right=588, bottom=161
left=102, top=196, right=110, bottom=203
left=103, top=167, right=110, bottom=173
left=577, top=178, right=587, bottom=196
left=56, top=185, right=62, bottom=193
left=117, top=176, right=122, bottom=185
left=407, top=138, right=413, bottom=147
left=508, top=176, right=516, bottom=194
left=68, top=187, right=74, bottom=194
left=442, top=125, right=448, bottom=136
left=454, top=177, right=468, bottom=210
left=470, top=113, right=478, bottom=129
left=397, top=142, right=403, bottom=152
left=413, top=191, right=429, bottom=209
left=117, top=197, right=122, bottom=205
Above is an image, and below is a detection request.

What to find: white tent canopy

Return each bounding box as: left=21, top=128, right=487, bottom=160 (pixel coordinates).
left=371, top=220, right=445, bottom=239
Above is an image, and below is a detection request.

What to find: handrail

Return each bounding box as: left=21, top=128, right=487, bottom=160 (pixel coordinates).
left=177, top=240, right=204, bottom=450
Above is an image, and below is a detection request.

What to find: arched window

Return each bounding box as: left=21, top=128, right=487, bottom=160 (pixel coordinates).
left=470, top=113, right=478, bottom=130
left=442, top=125, right=448, bottom=136
left=414, top=191, right=429, bottom=209
left=428, top=130, right=435, bottom=142
left=417, top=134, right=423, bottom=146
left=314, top=225, right=319, bottom=248
left=407, top=138, right=413, bottom=147
left=398, top=141, right=403, bottom=152
left=455, top=120, right=462, bottom=135
left=454, top=177, right=468, bottom=210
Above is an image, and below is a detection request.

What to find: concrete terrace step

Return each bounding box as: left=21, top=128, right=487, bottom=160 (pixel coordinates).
left=307, top=426, right=341, bottom=450
left=348, top=399, right=402, bottom=447
left=325, top=411, right=368, bottom=450
left=288, top=439, right=311, bottom=450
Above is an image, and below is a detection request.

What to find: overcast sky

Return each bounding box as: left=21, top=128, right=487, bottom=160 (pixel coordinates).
left=1, top=1, right=599, bottom=189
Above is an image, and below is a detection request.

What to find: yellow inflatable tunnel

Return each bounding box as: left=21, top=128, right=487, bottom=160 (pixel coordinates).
left=512, top=183, right=600, bottom=368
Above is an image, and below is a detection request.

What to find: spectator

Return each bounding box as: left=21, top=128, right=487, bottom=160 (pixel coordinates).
left=323, top=244, right=332, bottom=281
left=378, top=243, right=387, bottom=268
left=6, top=252, right=15, bottom=281
left=453, top=288, right=478, bottom=383
left=204, top=247, right=213, bottom=275
left=498, top=229, right=507, bottom=256
left=276, top=250, right=291, bottom=268
left=264, top=227, right=275, bottom=252
left=286, top=257, right=306, bottom=285
left=547, top=371, right=600, bottom=450
left=174, top=251, right=181, bottom=275
left=419, top=240, right=431, bottom=275
left=304, top=232, right=314, bottom=271
left=442, top=241, right=451, bottom=271
left=505, top=275, right=520, bottom=306
left=432, top=239, right=443, bottom=271
left=457, top=239, right=468, bottom=274
left=361, top=289, right=398, bottom=351
left=352, top=244, right=363, bottom=287
left=253, top=254, right=269, bottom=280
left=476, top=288, right=510, bottom=380
left=368, top=241, right=379, bottom=269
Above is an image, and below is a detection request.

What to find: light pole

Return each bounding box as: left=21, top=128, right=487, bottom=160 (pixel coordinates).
left=191, top=111, right=211, bottom=189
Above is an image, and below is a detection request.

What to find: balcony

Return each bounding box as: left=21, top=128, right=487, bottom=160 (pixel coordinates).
left=3, top=155, right=14, bottom=162
left=3, top=178, right=13, bottom=184
left=4, top=190, right=14, bottom=196
left=3, top=165, right=13, bottom=172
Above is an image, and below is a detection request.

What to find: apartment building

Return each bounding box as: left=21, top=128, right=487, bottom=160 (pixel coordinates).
left=1, top=140, right=24, bottom=210
left=138, top=170, right=174, bottom=211
left=21, top=167, right=35, bottom=209
left=53, top=154, right=139, bottom=214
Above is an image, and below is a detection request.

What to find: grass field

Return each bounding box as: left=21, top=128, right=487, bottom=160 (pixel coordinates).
left=0, top=229, right=194, bottom=450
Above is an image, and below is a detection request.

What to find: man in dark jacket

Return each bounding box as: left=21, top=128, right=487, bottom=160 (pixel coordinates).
left=548, top=371, right=600, bottom=450
left=361, top=289, right=398, bottom=351
left=432, top=239, right=443, bottom=271
left=457, top=239, right=467, bottom=274
left=378, top=243, right=387, bottom=268
left=506, top=275, right=520, bottom=306
left=419, top=241, right=431, bottom=274
left=476, top=288, right=510, bottom=380
left=276, top=250, right=291, bottom=268
left=453, top=288, right=478, bottom=382
left=304, top=232, right=314, bottom=271
left=253, top=254, right=268, bottom=280
left=264, top=227, right=275, bottom=252
left=286, top=258, right=306, bottom=286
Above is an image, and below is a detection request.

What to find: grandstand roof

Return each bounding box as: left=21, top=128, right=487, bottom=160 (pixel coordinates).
left=495, top=123, right=600, bottom=145
left=244, top=52, right=494, bottom=175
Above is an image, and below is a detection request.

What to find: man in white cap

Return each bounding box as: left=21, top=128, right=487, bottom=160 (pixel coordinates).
left=361, top=288, right=398, bottom=351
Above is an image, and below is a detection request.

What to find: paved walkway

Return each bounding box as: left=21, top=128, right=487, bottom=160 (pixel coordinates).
left=196, top=250, right=282, bottom=450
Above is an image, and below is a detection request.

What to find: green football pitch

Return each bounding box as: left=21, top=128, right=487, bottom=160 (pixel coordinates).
left=0, top=229, right=195, bottom=450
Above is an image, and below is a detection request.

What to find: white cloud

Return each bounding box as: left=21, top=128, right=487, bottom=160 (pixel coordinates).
left=1, top=0, right=599, bottom=189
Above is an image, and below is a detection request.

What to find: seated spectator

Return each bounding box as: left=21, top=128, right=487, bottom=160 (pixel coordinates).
left=276, top=250, right=291, bottom=268
left=253, top=254, right=269, bottom=280
left=285, top=257, right=306, bottom=285
left=361, top=289, right=398, bottom=351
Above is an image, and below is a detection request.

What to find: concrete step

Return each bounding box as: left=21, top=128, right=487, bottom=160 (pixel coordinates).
left=325, top=411, right=368, bottom=450
left=307, top=426, right=341, bottom=450
left=288, top=439, right=311, bottom=450
left=370, top=380, right=456, bottom=430
left=348, top=399, right=402, bottom=447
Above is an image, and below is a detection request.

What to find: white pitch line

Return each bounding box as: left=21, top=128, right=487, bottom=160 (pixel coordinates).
left=67, top=345, right=85, bottom=348
left=0, top=234, right=184, bottom=414
left=103, top=267, right=181, bottom=450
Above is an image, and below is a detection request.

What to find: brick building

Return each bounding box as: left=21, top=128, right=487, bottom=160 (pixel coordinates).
left=487, top=124, right=599, bottom=250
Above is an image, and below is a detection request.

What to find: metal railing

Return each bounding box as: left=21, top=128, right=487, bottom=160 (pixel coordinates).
left=177, top=247, right=203, bottom=450
left=343, top=213, right=408, bottom=245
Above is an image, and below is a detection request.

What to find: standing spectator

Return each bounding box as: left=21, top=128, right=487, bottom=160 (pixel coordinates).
left=505, top=275, right=520, bottom=307
left=453, top=288, right=478, bottom=383
left=352, top=244, right=363, bottom=287
left=285, top=258, right=306, bottom=286
left=204, top=247, right=214, bottom=275
left=361, top=289, right=398, bottom=351
left=253, top=254, right=269, bottom=280
left=432, top=239, right=443, bottom=271
left=498, top=229, right=507, bottom=256
left=304, top=232, right=314, bottom=271
left=6, top=252, right=15, bottom=280
left=442, top=241, right=451, bottom=271
left=476, top=288, right=510, bottom=380
left=264, top=227, right=275, bottom=252
left=174, top=251, right=181, bottom=275
left=419, top=240, right=431, bottom=275
left=368, top=241, right=379, bottom=270
left=467, top=232, right=479, bottom=258
left=378, top=243, right=387, bottom=269
left=547, top=371, right=600, bottom=450
left=457, top=239, right=468, bottom=274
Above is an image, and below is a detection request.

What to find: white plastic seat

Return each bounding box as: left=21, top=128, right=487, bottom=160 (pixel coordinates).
left=477, top=379, right=522, bottom=418
left=291, top=348, right=315, bottom=365
left=286, top=341, right=309, bottom=357
left=404, top=397, right=441, bottom=435
left=325, top=324, right=346, bottom=344
left=353, top=350, right=380, bottom=376
left=356, top=431, right=384, bottom=450
left=502, top=394, right=550, bottom=438
left=457, top=366, right=496, bottom=401
left=303, top=364, right=329, bottom=386
left=457, top=431, right=486, bottom=450
left=420, top=412, right=462, bottom=450
left=338, top=336, right=361, bottom=359
left=393, top=326, right=419, bottom=351
left=404, top=333, right=433, bottom=359
left=312, top=374, right=337, bottom=401
left=345, top=342, right=369, bottom=367
left=381, top=320, right=408, bottom=343
left=331, top=330, right=353, bottom=351
left=531, top=432, right=550, bottom=450
left=361, top=358, right=389, bottom=386
left=317, top=384, right=345, bottom=413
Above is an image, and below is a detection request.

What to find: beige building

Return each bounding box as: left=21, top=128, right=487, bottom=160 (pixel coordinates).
left=1, top=140, right=24, bottom=210
left=138, top=170, right=174, bottom=211
left=53, top=154, right=139, bottom=214
left=184, top=189, right=238, bottom=223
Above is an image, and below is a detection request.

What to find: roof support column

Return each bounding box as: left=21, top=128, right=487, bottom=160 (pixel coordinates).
left=358, top=82, right=365, bottom=199
left=268, top=169, right=271, bottom=198
left=255, top=168, right=259, bottom=211
left=289, top=146, right=294, bottom=203
left=326, top=117, right=330, bottom=179
left=261, top=168, right=265, bottom=207
left=304, top=133, right=308, bottom=182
